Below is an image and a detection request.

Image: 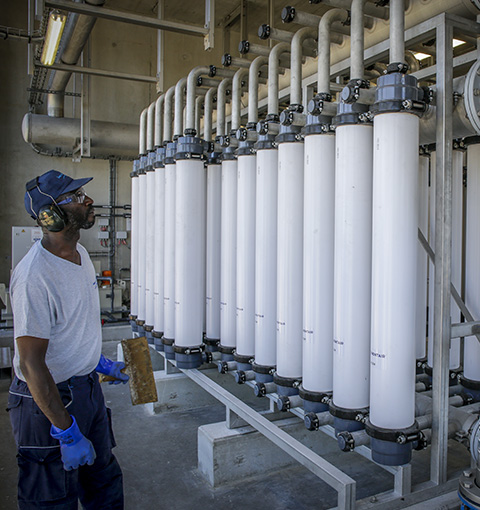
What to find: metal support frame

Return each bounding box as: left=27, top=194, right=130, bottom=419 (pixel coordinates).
left=204, top=0, right=215, bottom=50
left=45, top=0, right=209, bottom=38
left=35, top=61, right=157, bottom=83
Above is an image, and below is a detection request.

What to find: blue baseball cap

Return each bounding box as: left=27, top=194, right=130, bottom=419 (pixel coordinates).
left=24, top=169, right=93, bottom=219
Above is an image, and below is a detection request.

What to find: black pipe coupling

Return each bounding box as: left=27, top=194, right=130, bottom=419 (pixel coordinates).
left=209, top=65, right=217, bottom=77
left=258, top=24, right=271, bottom=39
left=365, top=419, right=421, bottom=446
left=340, top=79, right=370, bottom=105
left=281, top=6, right=296, bottom=23
left=387, top=62, right=409, bottom=75
left=372, top=72, right=426, bottom=116
left=273, top=373, right=301, bottom=389
left=329, top=402, right=369, bottom=424
left=304, top=412, right=320, bottom=431
left=299, top=387, right=332, bottom=405
left=238, top=40, right=250, bottom=54
left=173, top=344, right=205, bottom=355
left=252, top=362, right=276, bottom=376
left=222, top=53, right=232, bottom=67
left=337, top=431, right=355, bottom=452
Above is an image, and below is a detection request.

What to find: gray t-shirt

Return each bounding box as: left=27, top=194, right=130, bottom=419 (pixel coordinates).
left=10, top=241, right=102, bottom=383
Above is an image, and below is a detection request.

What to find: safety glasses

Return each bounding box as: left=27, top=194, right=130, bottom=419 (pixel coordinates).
left=57, top=187, right=87, bottom=205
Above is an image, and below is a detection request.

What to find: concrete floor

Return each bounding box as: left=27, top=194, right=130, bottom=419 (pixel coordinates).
left=0, top=337, right=469, bottom=510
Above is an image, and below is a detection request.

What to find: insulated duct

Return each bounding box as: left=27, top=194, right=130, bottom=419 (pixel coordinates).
left=47, top=0, right=106, bottom=117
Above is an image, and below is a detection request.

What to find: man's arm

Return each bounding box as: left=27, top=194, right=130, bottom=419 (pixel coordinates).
left=16, top=335, right=72, bottom=430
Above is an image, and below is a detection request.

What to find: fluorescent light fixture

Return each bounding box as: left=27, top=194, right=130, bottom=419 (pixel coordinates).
left=40, top=10, right=66, bottom=66
left=453, top=38, right=466, bottom=48
left=413, top=52, right=431, bottom=61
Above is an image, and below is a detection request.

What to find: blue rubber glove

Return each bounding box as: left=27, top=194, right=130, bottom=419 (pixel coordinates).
left=96, top=354, right=129, bottom=385
left=50, top=416, right=96, bottom=471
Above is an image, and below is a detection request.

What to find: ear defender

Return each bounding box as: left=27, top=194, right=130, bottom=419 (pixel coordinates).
left=26, top=176, right=68, bottom=232
left=37, top=204, right=67, bottom=232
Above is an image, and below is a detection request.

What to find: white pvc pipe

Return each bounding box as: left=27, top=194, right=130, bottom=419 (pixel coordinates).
left=351, top=0, right=366, bottom=80
left=248, top=56, right=268, bottom=125
left=370, top=112, right=419, bottom=430
left=464, top=144, right=480, bottom=381
left=153, top=163, right=165, bottom=335
left=232, top=68, right=249, bottom=131
left=163, top=160, right=176, bottom=340
left=255, top=148, right=279, bottom=368
left=130, top=169, right=139, bottom=318
left=185, top=66, right=210, bottom=133
left=290, top=27, right=317, bottom=107
left=333, top=124, right=373, bottom=411
left=146, top=101, right=155, bottom=152
left=415, top=154, right=429, bottom=360
left=174, top=77, right=187, bottom=138
left=144, top=168, right=156, bottom=329
left=154, top=94, right=165, bottom=147
left=175, top=159, right=206, bottom=348
left=220, top=159, right=237, bottom=349
left=139, top=108, right=148, bottom=155
left=318, top=9, right=348, bottom=95
left=236, top=152, right=256, bottom=358
left=276, top=142, right=304, bottom=380
left=268, top=43, right=290, bottom=116
left=163, top=86, right=175, bottom=143
left=390, top=0, right=406, bottom=64
left=137, top=169, right=147, bottom=323
left=217, top=79, right=231, bottom=137
left=302, top=133, right=335, bottom=393
left=204, top=88, right=216, bottom=142
left=206, top=161, right=221, bottom=341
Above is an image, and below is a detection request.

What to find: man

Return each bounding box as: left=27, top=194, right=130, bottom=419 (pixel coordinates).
left=7, top=169, right=128, bottom=510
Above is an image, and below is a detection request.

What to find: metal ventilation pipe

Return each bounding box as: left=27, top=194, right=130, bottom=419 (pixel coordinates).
left=47, top=0, right=105, bottom=117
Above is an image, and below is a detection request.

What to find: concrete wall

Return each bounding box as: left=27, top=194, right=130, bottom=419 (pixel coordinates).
left=0, top=1, right=238, bottom=298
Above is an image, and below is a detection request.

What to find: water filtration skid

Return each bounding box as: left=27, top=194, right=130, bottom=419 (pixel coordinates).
left=129, top=1, right=480, bottom=508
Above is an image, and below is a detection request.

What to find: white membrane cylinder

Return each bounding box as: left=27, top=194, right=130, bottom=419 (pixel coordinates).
left=276, top=142, right=304, bottom=380
left=153, top=164, right=165, bottom=334
left=145, top=169, right=156, bottom=329
left=333, top=124, right=373, bottom=411
left=415, top=155, right=429, bottom=360
left=255, top=149, right=278, bottom=367
left=137, top=170, right=147, bottom=323
left=130, top=171, right=139, bottom=318
left=464, top=144, right=480, bottom=381
left=174, top=159, right=206, bottom=348
left=220, top=159, right=238, bottom=349
left=236, top=154, right=257, bottom=357
left=370, top=112, right=419, bottom=430
left=206, top=163, right=221, bottom=340
left=163, top=162, right=176, bottom=340
left=450, top=150, right=463, bottom=369
left=428, top=151, right=462, bottom=369
left=303, top=133, right=335, bottom=392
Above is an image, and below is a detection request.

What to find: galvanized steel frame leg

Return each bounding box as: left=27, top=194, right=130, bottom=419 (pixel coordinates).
left=431, top=13, right=453, bottom=486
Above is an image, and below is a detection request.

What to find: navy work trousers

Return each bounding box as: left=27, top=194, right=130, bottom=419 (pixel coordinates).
left=7, top=371, right=124, bottom=510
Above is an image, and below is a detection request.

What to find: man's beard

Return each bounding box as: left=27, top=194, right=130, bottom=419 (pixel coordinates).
left=65, top=205, right=96, bottom=230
